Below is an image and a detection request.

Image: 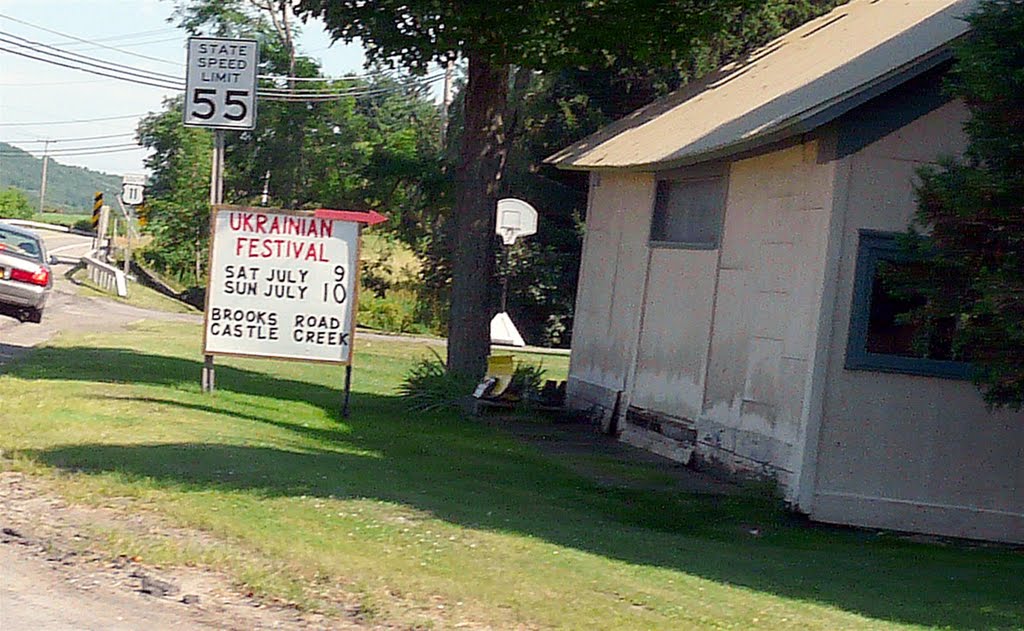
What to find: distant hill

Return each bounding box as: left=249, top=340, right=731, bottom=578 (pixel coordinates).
left=0, top=142, right=123, bottom=213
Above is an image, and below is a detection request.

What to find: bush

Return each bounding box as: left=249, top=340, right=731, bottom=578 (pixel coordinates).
left=0, top=188, right=33, bottom=220
left=511, top=360, right=546, bottom=399
left=72, top=218, right=95, bottom=233
left=358, top=289, right=433, bottom=335
left=398, top=349, right=477, bottom=412
left=904, top=0, right=1024, bottom=409
left=398, top=350, right=548, bottom=412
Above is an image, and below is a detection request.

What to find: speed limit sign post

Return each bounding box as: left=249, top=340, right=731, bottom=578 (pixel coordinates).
left=185, top=36, right=259, bottom=392
left=184, top=37, right=258, bottom=130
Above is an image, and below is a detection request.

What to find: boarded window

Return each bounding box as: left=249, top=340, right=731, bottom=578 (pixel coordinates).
left=845, top=230, right=970, bottom=379
left=649, top=174, right=728, bottom=248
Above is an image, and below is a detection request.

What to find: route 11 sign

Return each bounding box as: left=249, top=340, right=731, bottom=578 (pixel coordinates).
left=203, top=206, right=360, bottom=364
left=184, top=37, right=258, bottom=130
left=121, top=173, right=146, bottom=206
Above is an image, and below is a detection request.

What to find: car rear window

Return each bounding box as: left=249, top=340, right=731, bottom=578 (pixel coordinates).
left=0, top=227, right=44, bottom=262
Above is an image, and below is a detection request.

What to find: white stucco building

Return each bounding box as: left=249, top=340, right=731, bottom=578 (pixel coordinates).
left=547, top=0, right=1023, bottom=543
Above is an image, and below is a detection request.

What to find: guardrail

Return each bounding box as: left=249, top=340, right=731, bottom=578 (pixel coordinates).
left=0, top=218, right=94, bottom=237
left=2, top=218, right=129, bottom=298
left=84, top=248, right=128, bottom=298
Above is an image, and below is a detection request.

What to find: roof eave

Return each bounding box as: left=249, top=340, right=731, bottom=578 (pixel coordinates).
left=550, top=42, right=958, bottom=173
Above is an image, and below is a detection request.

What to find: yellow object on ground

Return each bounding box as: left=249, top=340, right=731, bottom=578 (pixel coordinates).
left=485, top=354, right=514, bottom=397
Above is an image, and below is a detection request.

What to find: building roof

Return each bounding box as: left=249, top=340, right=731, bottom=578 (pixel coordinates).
left=546, top=0, right=977, bottom=171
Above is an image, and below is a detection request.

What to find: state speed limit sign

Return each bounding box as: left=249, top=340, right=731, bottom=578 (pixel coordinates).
left=184, top=37, right=258, bottom=130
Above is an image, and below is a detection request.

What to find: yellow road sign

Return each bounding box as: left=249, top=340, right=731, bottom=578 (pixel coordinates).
left=91, top=192, right=103, bottom=229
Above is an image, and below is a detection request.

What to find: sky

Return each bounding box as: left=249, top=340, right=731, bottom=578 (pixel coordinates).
left=0, top=0, right=370, bottom=178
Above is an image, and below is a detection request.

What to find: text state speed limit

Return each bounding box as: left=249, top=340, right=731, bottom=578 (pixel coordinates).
left=204, top=207, right=360, bottom=364
left=184, top=37, right=258, bottom=130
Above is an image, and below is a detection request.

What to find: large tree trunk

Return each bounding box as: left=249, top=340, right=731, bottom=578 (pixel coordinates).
left=447, top=53, right=509, bottom=378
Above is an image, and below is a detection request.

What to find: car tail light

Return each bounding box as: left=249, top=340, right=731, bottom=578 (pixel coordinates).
left=10, top=267, right=49, bottom=286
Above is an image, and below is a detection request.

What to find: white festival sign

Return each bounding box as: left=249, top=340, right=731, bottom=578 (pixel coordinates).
left=204, top=206, right=359, bottom=363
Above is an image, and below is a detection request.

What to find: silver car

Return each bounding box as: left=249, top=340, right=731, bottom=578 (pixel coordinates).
left=0, top=223, right=55, bottom=323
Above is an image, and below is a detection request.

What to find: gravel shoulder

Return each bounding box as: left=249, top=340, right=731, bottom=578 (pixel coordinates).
left=0, top=470, right=347, bottom=630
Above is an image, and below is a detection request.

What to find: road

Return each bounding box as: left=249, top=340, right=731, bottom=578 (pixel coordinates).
left=0, top=544, right=226, bottom=631
left=41, top=229, right=95, bottom=260
left=0, top=228, right=132, bottom=355
left=0, top=227, right=203, bottom=347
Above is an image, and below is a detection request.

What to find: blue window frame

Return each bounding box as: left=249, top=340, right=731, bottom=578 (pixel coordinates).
left=845, top=230, right=971, bottom=379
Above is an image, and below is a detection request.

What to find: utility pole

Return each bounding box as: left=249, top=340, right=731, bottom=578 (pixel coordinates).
left=38, top=140, right=51, bottom=214
left=440, top=60, right=454, bottom=147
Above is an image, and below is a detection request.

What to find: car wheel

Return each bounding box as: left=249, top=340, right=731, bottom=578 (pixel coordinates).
left=23, top=308, right=42, bottom=324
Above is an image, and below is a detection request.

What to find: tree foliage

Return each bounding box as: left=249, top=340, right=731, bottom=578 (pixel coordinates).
left=297, top=0, right=756, bottom=69
left=432, top=0, right=844, bottom=348
left=0, top=187, right=33, bottom=219
left=907, top=0, right=1024, bottom=408
left=138, top=1, right=444, bottom=291
left=297, top=0, right=796, bottom=377
left=137, top=97, right=213, bottom=286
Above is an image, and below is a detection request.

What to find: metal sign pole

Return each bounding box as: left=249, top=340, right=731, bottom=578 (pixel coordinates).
left=500, top=242, right=511, bottom=313
left=342, top=365, right=353, bottom=418
left=202, top=129, right=225, bottom=393
left=116, top=195, right=132, bottom=277
left=110, top=210, right=118, bottom=262
left=124, top=216, right=132, bottom=277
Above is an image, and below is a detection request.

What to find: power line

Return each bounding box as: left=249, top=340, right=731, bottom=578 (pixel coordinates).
left=0, top=45, right=181, bottom=90
left=69, top=36, right=185, bottom=54
left=1, top=40, right=445, bottom=100
left=257, top=72, right=446, bottom=99
left=0, top=146, right=144, bottom=158
left=0, top=77, right=110, bottom=87
left=0, top=132, right=136, bottom=143
left=3, top=141, right=142, bottom=153
left=0, top=31, right=185, bottom=83
left=0, top=113, right=147, bottom=127
left=258, top=67, right=398, bottom=82
left=0, top=143, right=145, bottom=157
left=57, top=28, right=179, bottom=47
left=1, top=12, right=427, bottom=92
left=0, top=12, right=183, bottom=67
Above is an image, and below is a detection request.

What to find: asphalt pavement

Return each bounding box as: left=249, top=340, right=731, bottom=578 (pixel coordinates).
left=0, top=227, right=198, bottom=363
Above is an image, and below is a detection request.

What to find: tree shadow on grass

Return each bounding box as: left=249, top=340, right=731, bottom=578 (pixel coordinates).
left=11, top=346, right=1024, bottom=630
left=9, top=344, right=353, bottom=418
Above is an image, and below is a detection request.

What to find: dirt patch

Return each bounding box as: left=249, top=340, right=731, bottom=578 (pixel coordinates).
left=0, top=469, right=355, bottom=630
left=478, top=415, right=741, bottom=496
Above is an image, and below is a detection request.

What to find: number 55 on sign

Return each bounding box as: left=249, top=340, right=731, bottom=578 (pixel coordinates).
left=184, top=37, right=258, bottom=131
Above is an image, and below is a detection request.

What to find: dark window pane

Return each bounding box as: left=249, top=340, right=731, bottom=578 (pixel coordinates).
left=650, top=176, right=727, bottom=246
left=845, top=230, right=970, bottom=379
left=0, top=228, right=43, bottom=262
left=865, top=259, right=957, bottom=361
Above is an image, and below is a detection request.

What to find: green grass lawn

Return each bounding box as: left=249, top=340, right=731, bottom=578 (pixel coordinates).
left=32, top=212, right=91, bottom=227
left=68, top=267, right=199, bottom=314
left=0, top=322, right=1021, bottom=629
